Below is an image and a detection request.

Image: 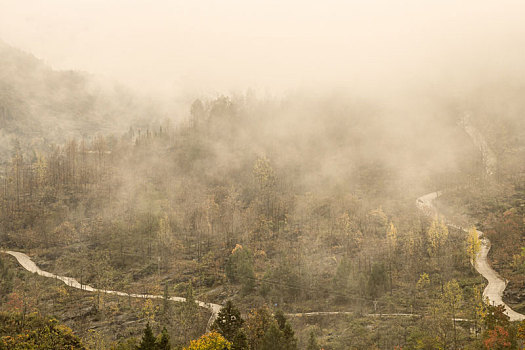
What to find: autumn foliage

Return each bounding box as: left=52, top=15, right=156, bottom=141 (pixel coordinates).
left=0, top=311, right=84, bottom=349
left=184, top=332, right=231, bottom=350
left=483, top=326, right=511, bottom=349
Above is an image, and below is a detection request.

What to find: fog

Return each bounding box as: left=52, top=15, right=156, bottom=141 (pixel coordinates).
left=2, top=0, right=525, bottom=97
left=2, top=2, right=525, bottom=348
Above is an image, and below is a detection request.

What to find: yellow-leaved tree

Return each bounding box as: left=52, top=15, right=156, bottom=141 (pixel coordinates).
left=184, top=332, right=232, bottom=350
left=473, top=285, right=487, bottom=331
left=386, top=222, right=398, bottom=294
left=386, top=222, right=398, bottom=250
left=338, top=212, right=362, bottom=253
left=426, top=217, right=448, bottom=257
left=253, top=156, right=275, bottom=190
left=443, top=279, right=463, bottom=350
left=426, top=217, right=449, bottom=289
left=415, top=272, right=430, bottom=308
left=466, top=226, right=481, bottom=264
left=416, top=272, right=430, bottom=291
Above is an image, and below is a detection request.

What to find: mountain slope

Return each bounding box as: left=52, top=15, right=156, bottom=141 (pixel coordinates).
left=0, top=41, right=162, bottom=158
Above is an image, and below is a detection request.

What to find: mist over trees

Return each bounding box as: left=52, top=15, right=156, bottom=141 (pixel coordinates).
left=0, top=11, right=525, bottom=347
left=0, top=41, right=165, bottom=159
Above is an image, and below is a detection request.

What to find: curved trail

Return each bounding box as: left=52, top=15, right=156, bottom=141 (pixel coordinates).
left=292, top=115, right=525, bottom=321
left=1, top=113, right=523, bottom=325
left=417, top=114, right=524, bottom=322
left=5, top=201, right=519, bottom=324
left=417, top=193, right=525, bottom=322
left=1, top=249, right=462, bottom=322
left=0, top=250, right=222, bottom=330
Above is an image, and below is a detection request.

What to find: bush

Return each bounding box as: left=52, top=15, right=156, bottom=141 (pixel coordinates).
left=0, top=311, right=84, bottom=349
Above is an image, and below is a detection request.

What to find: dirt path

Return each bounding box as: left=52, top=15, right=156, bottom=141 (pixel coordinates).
left=417, top=192, right=524, bottom=321
left=474, top=234, right=525, bottom=321
left=0, top=250, right=222, bottom=330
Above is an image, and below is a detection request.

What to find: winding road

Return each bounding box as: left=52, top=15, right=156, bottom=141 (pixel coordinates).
left=287, top=117, right=525, bottom=321
left=0, top=250, right=222, bottom=330
left=416, top=114, right=525, bottom=322
left=417, top=192, right=524, bottom=322
left=1, top=113, right=523, bottom=328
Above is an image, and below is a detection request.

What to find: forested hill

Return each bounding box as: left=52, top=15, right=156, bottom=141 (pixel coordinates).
left=0, top=41, right=163, bottom=158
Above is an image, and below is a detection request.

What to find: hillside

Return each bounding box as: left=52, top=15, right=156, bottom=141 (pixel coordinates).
left=0, top=41, right=163, bottom=158
left=1, top=42, right=525, bottom=349
left=0, top=87, right=505, bottom=348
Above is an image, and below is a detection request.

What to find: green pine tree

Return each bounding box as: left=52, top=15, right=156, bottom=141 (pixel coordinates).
left=156, top=327, right=171, bottom=350
left=212, top=300, right=244, bottom=342
left=184, top=281, right=198, bottom=314
left=260, top=322, right=283, bottom=350
left=138, top=322, right=157, bottom=350
left=274, top=310, right=297, bottom=350
left=225, top=246, right=255, bottom=293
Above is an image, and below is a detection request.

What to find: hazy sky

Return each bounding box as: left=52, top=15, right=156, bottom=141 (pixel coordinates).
left=1, top=0, right=525, bottom=96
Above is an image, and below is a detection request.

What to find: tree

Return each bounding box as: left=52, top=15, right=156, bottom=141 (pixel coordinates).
left=511, top=247, right=525, bottom=273
left=260, top=321, right=283, bottom=350
left=253, top=156, right=275, bottom=190
left=429, top=302, right=453, bottom=350
left=332, top=257, right=352, bottom=297
left=415, top=272, right=431, bottom=309
left=517, top=320, right=525, bottom=346
left=261, top=263, right=302, bottom=302
left=162, top=283, right=170, bottom=315
left=274, top=310, right=297, bottom=350
left=184, top=332, right=231, bottom=350
left=0, top=311, right=84, bottom=349
left=427, top=217, right=449, bottom=256
left=484, top=305, right=510, bottom=331
left=252, top=156, right=276, bottom=219
left=138, top=322, right=157, bottom=350
left=337, top=212, right=362, bottom=253
left=184, top=282, right=198, bottom=313
left=157, top=327, right=171, bottom=350
left=480, top=305, right=520, bottom=350
left=181, top=281, right=200, bottom=342
left=427, top=279, right=464, bottom=349
left=386, top=222, right=398, bottom=294
left=158, top=214, right=175, bottom=257
left=225, top=245, right=255, bottom=293
left=307, top=331, right=320, bottom=350
left=367, top=263, right=387, bottom=298
left=443, top=279, right=463, bottom=350
left=483, top=326, right=512, bottom=349
left=427, top=217, right=449, bottom=289
left=473, top=286, right=487, bottom=333
left=416, top=273, right=430, bottom=290
left=244, top=306, right=273, bottom=350
left=386, top=221, right=398, bottom=249
left=467, top=226, right=482, bottom=264
left=211, top=300, right=244, bottom=342
left=231, top=328, right=249, bottom=350
left=34, top=152, right=47, bottom=188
